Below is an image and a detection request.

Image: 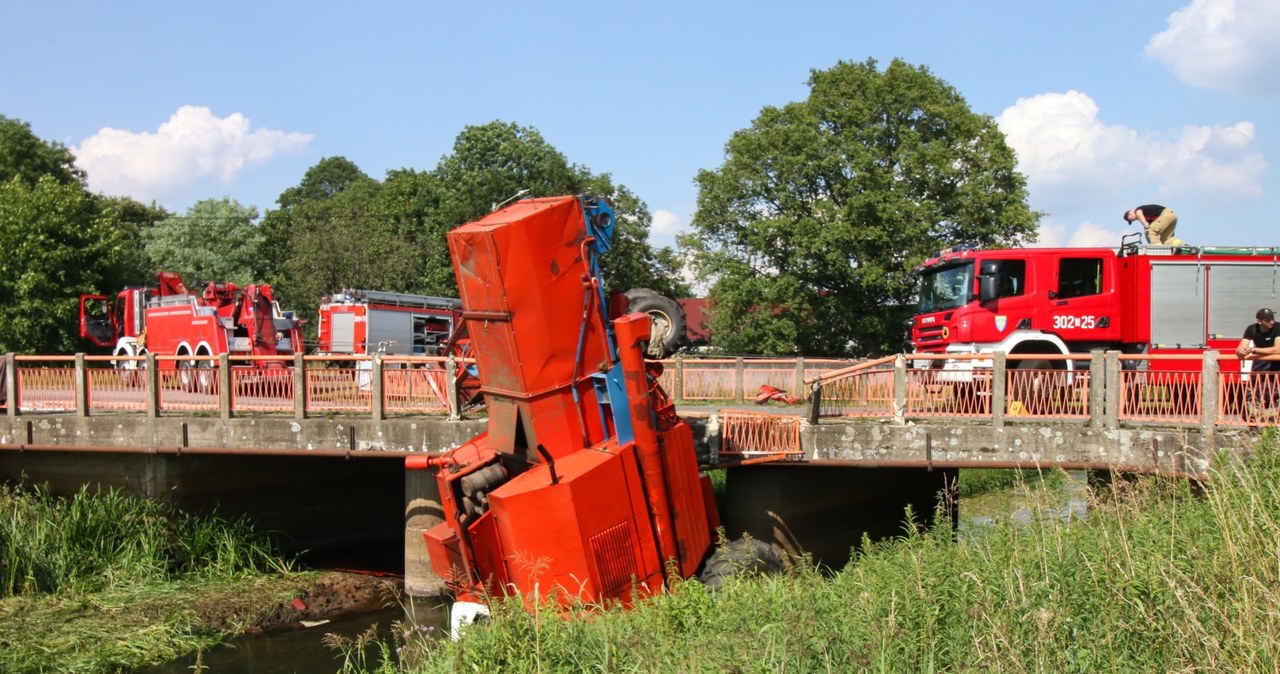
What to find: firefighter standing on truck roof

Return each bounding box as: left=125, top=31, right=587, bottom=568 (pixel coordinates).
left=1123, top=204, right=1184, bottom=246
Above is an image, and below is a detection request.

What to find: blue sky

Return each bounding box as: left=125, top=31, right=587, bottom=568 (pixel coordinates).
left=3, top=1, right=1277, bottom=250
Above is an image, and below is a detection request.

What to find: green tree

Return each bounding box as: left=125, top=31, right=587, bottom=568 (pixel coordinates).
left=0, top=115, right=85, bottom=188
left=683, top=58, right=1039, bottom=356
left=142, top=197, right=263, bottom=286
left=97, top=196, right=171, bottom=286
left=426, top=121, right=685, bottom=297
left=260, top=158, right=407, bottom=324
left=0, top=177, right=132, bottom=353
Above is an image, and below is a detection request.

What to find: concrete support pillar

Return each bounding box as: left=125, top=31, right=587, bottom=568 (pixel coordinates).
left=673, top=354, right=685, bottom=401
left=794, top=357, right=805, bottom=401
left=2, top=353, right=14, bottom=416
left=293, top=353, right=306, bottom=420
left=404, top=468, right=447, bottom=597
left=734, top=357, right=745, bottom=404
left=145, top=352, right=160, bottom=418
left=371, top=356, right=385, bottom=421
left=1103, top=351, right=1120, bottom=428
left=446, top=357, right=460, bottom=421
left=75, top=354, right=89, bottom=417
left=218, top=354, right=232, bottom=419
left=1088, top=351, right=1106, bottom=427
left=991, top=352, right=1007, bottom=428
left=1201, top=351, right=1219, bottom=450
left=893, top=354, right=907, bottom=423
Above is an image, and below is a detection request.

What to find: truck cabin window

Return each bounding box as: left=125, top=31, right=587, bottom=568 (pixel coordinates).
left=1058, top=258, right=1103, bottom=300
left=993, top=260, right=1026, bottom=298
left=919, top=261, right=974, bottom=312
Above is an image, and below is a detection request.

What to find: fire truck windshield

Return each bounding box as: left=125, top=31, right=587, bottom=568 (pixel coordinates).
left=918, top=261, right=973, bottom=312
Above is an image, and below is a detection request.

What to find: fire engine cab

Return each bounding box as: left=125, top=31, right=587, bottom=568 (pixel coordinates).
left=909, top=237, right=1280, bottom=378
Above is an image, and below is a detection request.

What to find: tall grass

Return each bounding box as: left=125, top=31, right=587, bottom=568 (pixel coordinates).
left=396, top=433, right=1280, bottom=673
left=0, top=483, right=290, bottom=597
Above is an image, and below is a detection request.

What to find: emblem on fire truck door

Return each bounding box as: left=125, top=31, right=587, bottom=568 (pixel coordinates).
left=994, top=315, right=1007, bottom=332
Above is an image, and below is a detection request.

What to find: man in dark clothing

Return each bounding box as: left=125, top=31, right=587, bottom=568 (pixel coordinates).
left=1123, top=204, right=1183, bottom=245
left=1237, top=308, right=1280, bottom=411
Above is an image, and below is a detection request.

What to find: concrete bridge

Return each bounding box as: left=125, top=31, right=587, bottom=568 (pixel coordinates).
left=0, top=350, right=1267, bottom=594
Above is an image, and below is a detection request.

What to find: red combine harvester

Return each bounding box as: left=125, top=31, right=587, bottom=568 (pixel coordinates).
left=407, top=195, right=734, bottom=633
left=80, top=271, right=304, bottom=389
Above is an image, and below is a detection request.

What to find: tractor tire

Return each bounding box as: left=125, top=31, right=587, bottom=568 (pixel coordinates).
left=624, top=289, right=686, bottom=359
left=697, top=538, right=786, bottom=591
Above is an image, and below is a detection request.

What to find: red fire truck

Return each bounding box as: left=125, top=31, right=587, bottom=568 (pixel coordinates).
left=316, top=289, right=463, bottom=357
left=80, top=271, right=304, bottom=389
left=908, top=237, right=1280, bottom=396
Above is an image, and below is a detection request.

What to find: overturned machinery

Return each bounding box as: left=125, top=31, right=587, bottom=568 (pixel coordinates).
left=406, top=196, right=719, bottom=621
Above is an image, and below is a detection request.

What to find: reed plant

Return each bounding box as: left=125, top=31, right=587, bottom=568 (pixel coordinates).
left=0, top=482, right=290, bottom=597
left=0, top=483, right=301, bottom=673
left=400, top=433, right=1280, bottom=673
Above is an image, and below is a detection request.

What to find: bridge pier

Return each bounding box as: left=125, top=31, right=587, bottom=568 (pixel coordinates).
left=404, top=470, right=446, bottom=597
left=721, top=464, right=958, bottom=569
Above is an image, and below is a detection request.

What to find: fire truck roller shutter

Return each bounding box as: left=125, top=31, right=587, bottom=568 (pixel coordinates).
left=1149, top=263, right=1206, bottom=347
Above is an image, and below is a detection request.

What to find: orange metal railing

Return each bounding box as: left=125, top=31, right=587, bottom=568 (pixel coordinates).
left=719, top=409, right=803, bottom=464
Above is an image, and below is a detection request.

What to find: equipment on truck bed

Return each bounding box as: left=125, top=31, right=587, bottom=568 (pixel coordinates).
left=80, top=271, right=303, bottom=389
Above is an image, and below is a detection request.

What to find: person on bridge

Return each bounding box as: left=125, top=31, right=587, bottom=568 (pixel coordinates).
left=1237, top=308, right=1279, bottom=412
left=1123, top=204, right=1184, bottom=246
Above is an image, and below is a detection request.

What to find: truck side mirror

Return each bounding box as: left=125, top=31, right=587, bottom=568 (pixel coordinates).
left=978, top=260, right=1001, bottom=304
left=979, top=275, right=998, bottom=304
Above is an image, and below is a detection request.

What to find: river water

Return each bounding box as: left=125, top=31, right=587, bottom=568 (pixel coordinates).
left=137, top=600, right=449, bottom=674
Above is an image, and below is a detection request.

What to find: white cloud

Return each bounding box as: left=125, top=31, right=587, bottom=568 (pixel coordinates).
left=651, top=209, right=683, bottom=238
left=74, top=106, right=313, bottom=205
left=996, top=91, right=1266, bottom=210
left=1032, top=221, right=1129, bottom=248
left=1146, top=0, right=1280, bottom=95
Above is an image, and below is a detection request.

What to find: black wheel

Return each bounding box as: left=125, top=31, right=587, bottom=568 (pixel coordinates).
left=697, top=538, right=786, bottom=591
left=1010, top=358, right=1056, bottom=414
left=624, top=288, right=686, bottom=359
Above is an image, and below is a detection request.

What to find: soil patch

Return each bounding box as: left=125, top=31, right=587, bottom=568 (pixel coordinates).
left=192, top=571, right=405, bottom=636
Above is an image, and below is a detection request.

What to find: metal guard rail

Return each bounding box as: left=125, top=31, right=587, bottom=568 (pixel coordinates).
left=807, top=351, right=1280, bottom=429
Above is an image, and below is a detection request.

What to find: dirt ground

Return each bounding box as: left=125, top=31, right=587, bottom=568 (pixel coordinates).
left=191, top=571, right=407, bottom=636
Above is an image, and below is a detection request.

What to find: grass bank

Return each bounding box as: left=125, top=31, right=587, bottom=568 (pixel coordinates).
left=379, top=435, right=1280, bottom=673
left=0, top=483, right=307, bottom=673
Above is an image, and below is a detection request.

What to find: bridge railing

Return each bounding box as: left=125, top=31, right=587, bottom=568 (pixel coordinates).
left=807, top=351, right=1280, bottom=429
left=1, top=352, right=468, bottom=420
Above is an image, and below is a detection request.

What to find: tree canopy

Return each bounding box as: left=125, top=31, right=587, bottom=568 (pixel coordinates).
left=259, top=123, right=687, bottom=328
left=0, top=115, right=85, bottom=188
left=143, top=197, right=263, bottom=286
left=683, top=58, right=1040, bottom=356
left=0, top=177, right=134, bottom=353
left=0, top=117, right=162, bottom=353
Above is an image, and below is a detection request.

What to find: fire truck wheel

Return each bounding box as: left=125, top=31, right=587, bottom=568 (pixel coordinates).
left=114, top=347, right=145, bottom=387
left=625, top=289, right=686, bottom=359
left=697, top=537, right=786, bottom=591
left=1011, top=359, right=1056, bottom=414
left=177, top=358, right=196, bottom=392
left=195, top=359, right=214, bottom=394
